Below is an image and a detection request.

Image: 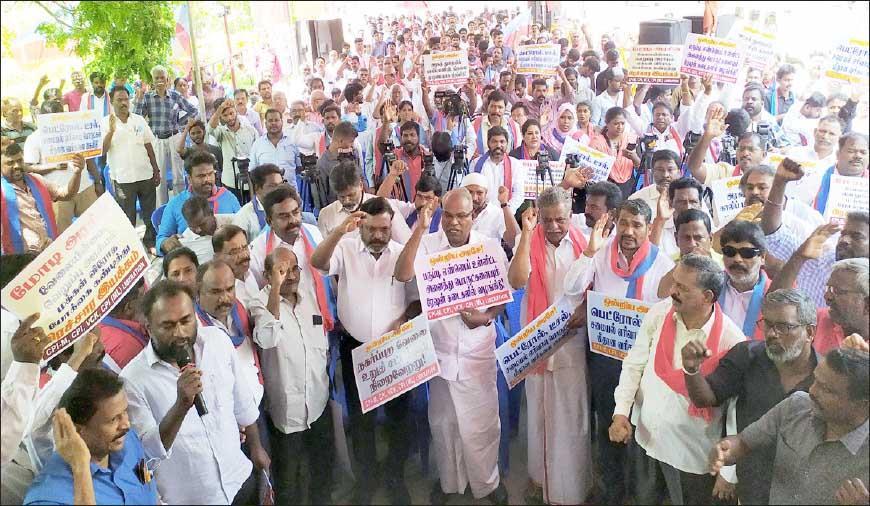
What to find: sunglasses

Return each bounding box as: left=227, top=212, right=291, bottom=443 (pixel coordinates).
left=721, top=246, right=762, bottom=259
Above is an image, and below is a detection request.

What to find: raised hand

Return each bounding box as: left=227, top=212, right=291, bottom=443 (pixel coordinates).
left=389, top=159, right=408, bottom=178
left=841, top=334, right=869, bottom=353
left=53, top=408, right=90, bottom=470
left=71, top=153, right=85, bottom=174
left=562, top=167, right=590, bottom=189
left=419, top=202, right=434, bottom=229
left=704, top=103, right=727, bottom=138
left=108, top=114, right=117, bottom=132
left=775, top=157, right=805, bottom=182
left=11, top=313, right=48, bottom=364
left=497, top=186, right=509, bottom=206
left=340, top=210, right=366, bottom=234
left=701, top=74, right=714, bottom=95
left=797, top=223, right=842, bottom=260
left=680, top=339, right=712, bottom=374
left=584, top=212, right=609, bottom=258
left=835, top=478, right=870, bottom=505
left=521, top=204, right=538, bottom=233
left=656, top=188, right=674, bottom=222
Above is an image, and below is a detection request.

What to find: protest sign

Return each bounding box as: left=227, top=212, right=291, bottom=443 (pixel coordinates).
left=0, top=194, right=149, bottom=362
left=414, top=241, right=512, bottom=321
left=586, top=291, right=652, bottom=360
left=626, top=45, right=683, bottom=84
left=736, top=25, right=777, bottom=71
left=495, top=297, right=575, bottom=388
left=680, top=33, right=745, bottom=84
left=522, top=159, right=566, bottom=199
left=560, top=137, right=615, bottom=183
left=36, top=110, right=103, bottom=163
left=825, top=39, right=869, bottom=84
left=352, top=315, right=441, bottom=413
left=824, top=174, right=870, bottom=225
left=516, top=44, right=561, bottom=75
left=709, top=176, right=745, bottom=225
left=423, top=51, right=469, bottom=86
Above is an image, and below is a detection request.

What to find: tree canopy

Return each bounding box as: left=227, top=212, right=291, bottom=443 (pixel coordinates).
left=36, top=1, right=177, bottom=80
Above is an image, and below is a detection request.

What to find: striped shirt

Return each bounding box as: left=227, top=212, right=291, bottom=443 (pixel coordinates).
left=134, top=89, right=198, bottom=136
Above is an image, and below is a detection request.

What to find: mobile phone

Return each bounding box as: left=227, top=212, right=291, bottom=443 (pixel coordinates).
left=626, top=142, right=637, bottom=151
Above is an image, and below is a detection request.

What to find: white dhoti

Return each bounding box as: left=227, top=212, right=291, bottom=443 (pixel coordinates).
left=428, top=374, right=501, bottom=499
left=526, top=334, right=592, bottom=505
left=153, top=133, right=185, bottom=206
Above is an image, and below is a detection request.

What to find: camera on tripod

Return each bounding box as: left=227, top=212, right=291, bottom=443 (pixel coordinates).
left=232, top=157, right=252, bottom=204
left=297, top=153, right=319, bottom=181
left=536, top=150, right=550, bottom=177
left=564, top=153, right=581, bottom=168
left=423, top=153, right=435, bottom=176
left=640, top=134, right=658, bottom=153
left=437, top=91, right=467, bottom=118
left=382, top=140, right=398, bottom=167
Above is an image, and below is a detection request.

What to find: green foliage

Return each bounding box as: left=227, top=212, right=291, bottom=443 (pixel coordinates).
left=36, top=1, right=178, bottom=81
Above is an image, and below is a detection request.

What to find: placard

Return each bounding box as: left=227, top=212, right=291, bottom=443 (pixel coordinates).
left=516, top=44, right=562, bottom=76
left=626, top=45, right=683, bottom=84
left=0, top=194, right=149, bottom=362
left=423, top=51, right=469, bottom=86
left=824, top=174, right=870, bottom=225
left=709, top=176, right=744, bottom=225
left=680, top=33, right=745, bottom=84
left=560, top=137, right=615, bottom=183
left=495, top=297, right=575, bottom=388
left=736, top=25, right=777, bottom=71
left=825, top=39, right=869, bottom=84
left=414, top=241, right=512, bottom=321
left=35, top=110, right=103, bottom=163
left=586, top=291, right=652, bottom=360
left=522, top=159, right=566, bottom=199
left=352, top=315, right=441, bottom=413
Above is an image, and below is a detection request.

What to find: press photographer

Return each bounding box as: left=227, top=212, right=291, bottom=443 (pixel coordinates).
left=311, top=120, right=364, bottom=208
left=421, top=79, right=477, bottom=157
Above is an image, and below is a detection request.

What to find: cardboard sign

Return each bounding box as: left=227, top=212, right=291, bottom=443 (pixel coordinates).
left=516, top=44, right=562, bottom=76
left=680, top=33, right=745, bottom=84
left=824, top=174, right=870, bottom=225
left=736, top=25, right=777, bottom=71
left=522, top=159, right=566, bottom=199
left=626, top=45, right=683, bottom=84
left=0, top=194, right=149, bottom=362
left=414, top=241, right=512, bottom=321
left=709, top=176, right=745, bottom=225
left=424, top=51, right=470, bottom=86
left=36, top=110, right=103, bottom=163
left=495, top=297, right=575, bottom=388
left=825, top=39, right=870, bottom=84
left=560, top=137, right=615, bottom=183
left=352, top=315, right=441, bottom=413
left=586, top=291, right=652, bottom=360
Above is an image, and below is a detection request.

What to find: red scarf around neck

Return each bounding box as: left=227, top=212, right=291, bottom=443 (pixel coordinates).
left=527, top=224, right=587, bottom=321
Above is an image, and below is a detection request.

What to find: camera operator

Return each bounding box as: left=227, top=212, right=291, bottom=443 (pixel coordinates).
left=421, top=80, right=476, bottom=157
left=742, top=83, right=789, bottom=149
left=687, top=104, right=767, bottom=186
left=314, top=120, right=365, bottom=207
left=377, top=107, right=428, bottom=202
left=207, top=97, right=258, bottom=203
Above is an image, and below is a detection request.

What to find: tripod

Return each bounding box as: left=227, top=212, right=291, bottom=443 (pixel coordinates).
left=380, top=155, right=410, bottom=202
left=446, top=156, right=469, bottom=191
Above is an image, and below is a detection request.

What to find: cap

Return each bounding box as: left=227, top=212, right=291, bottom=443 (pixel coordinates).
left=460, top=173, right=487, bottom=188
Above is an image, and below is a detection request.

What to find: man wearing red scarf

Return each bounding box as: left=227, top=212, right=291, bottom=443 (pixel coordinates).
left=507, top=187, right=591, bottom=505
left=610, top=255, right=745, bottom=504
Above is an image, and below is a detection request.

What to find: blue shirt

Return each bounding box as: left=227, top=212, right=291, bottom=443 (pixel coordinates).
left=156, top=188, right=241, bottom=254
left=134, top=89, right=199, bottom=136
left=249, top=133, right=299, bottom=187
left=24, top=429, right=158, bottom=505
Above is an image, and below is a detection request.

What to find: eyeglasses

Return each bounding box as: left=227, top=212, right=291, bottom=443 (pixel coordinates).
left=721, top=246, right=762, bottom=259
left=825, top=285, right=862, bottom=296
left=762, top=319, right=805, bottom=335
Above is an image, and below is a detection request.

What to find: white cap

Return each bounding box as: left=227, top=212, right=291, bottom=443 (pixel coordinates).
left=460, top=173, right=487, bottom=189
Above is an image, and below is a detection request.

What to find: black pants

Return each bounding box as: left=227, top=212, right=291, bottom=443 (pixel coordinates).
left=610, top=172, right=639, bottom=202
left=231, top=470, right=258, bottom=506
left=113, top=179, right=157, bottom=245
left=268, top=406, right=335, bottom=504
left=339, top=331, right=413, bottom=492
left=589, top=353, right=632, bottom=505
left=635, top=444, right=734, bottom=506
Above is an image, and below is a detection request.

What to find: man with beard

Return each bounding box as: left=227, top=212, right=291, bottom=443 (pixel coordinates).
left=629, top=150, right=683, bottom=219
left=213, top=224, right=259, bottom=306
left=610, top=254, right=744, bottom=504
left=0, top=141, right=86, bottom=254
left=250, top=109, right=298, bottom=186
left=80, top=72, right=111, bottom=118
left=207, top=98, right=258, bottom=202
left=233, top=164, right=284, bottom=241
left=194, top=260, right=264, bottom=408
left=377, top=118, right=427, bottom=202
left=793, top=132, right=869, bottom=211
left=471, top=91, right=521, bottom=156
left=459, top=172, right=518, bottom=245
left=709, top=347, right=869, bottom=505
left=156, top=151, right=241, bottom=256
left=377, top=168, right=444, bottom=234
left=575, top=181, right=623, bottom=238
left=682, top=288, right=819, bottom=505
left=310, top=197, right=420, bottom=504
left=507, top=187, right=592, bottom=505
left=394, top=189, right=510, bottom=505
left=474, top=126, right=525, bottom=212
left=177, top=118, right=223, bottom=178
left=23, top=369, right=158, bottom=505
left=563, top=199, right=675, bottom=505
left=252, top=80, right=273, bottom=123
left=717, top=221, right=771, bottom=340
left=121, top=280, right=265, bottom=505
left=247, top=247, right=334, bottom=504
left=318, top=159, right=410, bottom=242
left=741, top=83, right=788, bottom=148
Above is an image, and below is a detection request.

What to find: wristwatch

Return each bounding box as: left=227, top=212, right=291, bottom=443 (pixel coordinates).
left=500, top=202, right=509, bottom=208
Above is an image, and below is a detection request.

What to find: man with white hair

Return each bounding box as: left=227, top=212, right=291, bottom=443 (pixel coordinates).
left=459, top=172, right=518, bottom=245
left=134, top=65, right=199, bottom=205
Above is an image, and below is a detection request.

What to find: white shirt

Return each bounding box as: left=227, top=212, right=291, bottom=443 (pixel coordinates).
left=416, top=230, right=509, bottom=381
left=178, top=214, right=234, bottom=264
left=196, top=311, right=263, bottom=406
left=207, top=121, right=259, bottom=189
left=792, top=164, right=866, bottom=209
left=591, top=91, right=623, bottom=127
left=22, top=129, right=94, bottom=193
left=79, top=92, right=112, bottom=117
left=121, top=327, right=259, bottom=505
left=0, top=361, right=39, bottom=466
left=233, top=197, right=267, bottom=242
left=24, top=364, right=77, bottom=472
left=472, top=202, right=507, bottom=241
left=98, top=113, right=156, bottom=184
left=235, top=273, right=260, bottom=309
left=249, top=287, right=329, bottom=434
left=718, top=280, right=758, bottom=333
left=477, top=155, right=525, bottom=212
left=782, top=144, right=836, bottom=199
left=613, top=299, right=744, bottom=475
left=249, top=223, right=323, bottom=292
left=317, top=193, right=412, bottom=244
left=249, top=133, right=298, bottom=184
left=0, top=308, right=19, bottom=380
left=322, top=236, right=416, bottom=343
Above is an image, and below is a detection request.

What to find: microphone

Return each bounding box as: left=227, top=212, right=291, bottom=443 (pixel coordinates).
left=176, top=347, right=208, bottom=417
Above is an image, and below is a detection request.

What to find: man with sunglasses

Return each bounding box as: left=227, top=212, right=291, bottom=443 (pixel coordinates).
left=681, top=288, right=819, bottom=505
left=718, top=221, right=771, bottom=340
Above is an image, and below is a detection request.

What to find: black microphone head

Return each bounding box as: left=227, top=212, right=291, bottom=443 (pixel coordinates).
left=175, top=347, right=192, bottom=368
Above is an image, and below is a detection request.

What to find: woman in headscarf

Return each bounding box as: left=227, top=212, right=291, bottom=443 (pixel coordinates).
left=543, top=103, right=582, bottom=155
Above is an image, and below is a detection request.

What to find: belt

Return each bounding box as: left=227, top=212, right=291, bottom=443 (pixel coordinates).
left=155, top=130, right=179, bottom=139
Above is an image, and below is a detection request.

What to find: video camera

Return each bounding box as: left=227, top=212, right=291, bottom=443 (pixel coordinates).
left=564, top=153, right=581, bottom=169
left=382, top=140, right=398, bottom=167
left=757, top=123, right=773, bottom=151
left=297, top=153, right=320, bottom=182
left=436, top=91, right=468, bottom=118
left=536, top=150, right=550, bottom=178
left=719, top=134, right=738, bottom=166
left=451, top=144, right=467, bottom=172
left=639, top=134, right=658, bottom=153
left=423, top=153, right=435, bottom=176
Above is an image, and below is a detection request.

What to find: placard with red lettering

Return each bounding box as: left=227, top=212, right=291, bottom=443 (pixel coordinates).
left=627, top=45, right=683, bottom=84
left=0, top=194, right=149, bottom=362
left=680, top=33, right=745, bottom=84
left=424, top=51, right=470, bottom=86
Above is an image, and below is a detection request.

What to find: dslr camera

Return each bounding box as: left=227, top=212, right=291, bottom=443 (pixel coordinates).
left=564, top=153, right=581, bottom=169
left=423, top=153, right=435, bottom=176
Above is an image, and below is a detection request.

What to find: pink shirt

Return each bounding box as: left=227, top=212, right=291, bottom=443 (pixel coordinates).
left=63, top=89, right=85, bottom=112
